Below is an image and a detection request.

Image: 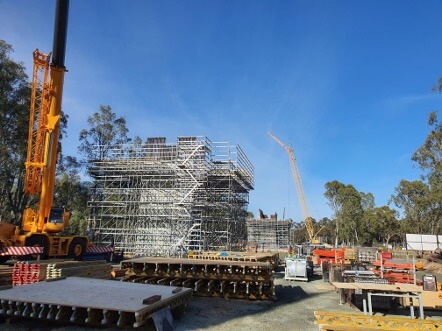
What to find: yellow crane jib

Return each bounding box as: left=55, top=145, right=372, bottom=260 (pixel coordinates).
left=268, top=132, right=324, bottom=244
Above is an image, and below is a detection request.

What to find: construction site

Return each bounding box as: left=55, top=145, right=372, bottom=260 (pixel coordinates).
left=86, top=136, right=254, bottom=257
left=0, top=0, right=441, bottom=330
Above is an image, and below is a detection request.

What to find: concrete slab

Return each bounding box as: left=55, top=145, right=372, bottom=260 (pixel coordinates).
left=0, top=277, right=192, bottom=328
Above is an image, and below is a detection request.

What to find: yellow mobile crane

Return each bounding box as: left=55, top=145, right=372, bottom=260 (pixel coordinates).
left=268, top=132, right=324, bottom=244
left=0, top=0, right=88, bottom=260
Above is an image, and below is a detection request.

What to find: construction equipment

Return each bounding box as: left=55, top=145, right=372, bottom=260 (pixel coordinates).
left=0, top=0, right=88, bottom=260
left=268, top=132, right=323, bottom=244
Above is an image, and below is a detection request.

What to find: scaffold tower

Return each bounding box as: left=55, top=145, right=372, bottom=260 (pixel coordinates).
left=246, top=218, right=291, bottom=251
left=87, top=136, right=254, bottom=257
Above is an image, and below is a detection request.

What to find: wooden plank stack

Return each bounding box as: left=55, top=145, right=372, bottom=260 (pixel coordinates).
left=45, top=260, right=112, bottom=280
left=0, top=265, right=13, bottom=286
left=188, top=251, right=280, bottom=270
left=8, top=259, right=113, bottom=286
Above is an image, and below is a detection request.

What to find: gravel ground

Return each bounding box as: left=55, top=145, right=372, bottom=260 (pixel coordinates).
left=175, top=270, right=354, bottom=331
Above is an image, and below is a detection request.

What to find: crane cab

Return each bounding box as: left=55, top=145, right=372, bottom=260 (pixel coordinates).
left=44, top=208, right=70, bottom=233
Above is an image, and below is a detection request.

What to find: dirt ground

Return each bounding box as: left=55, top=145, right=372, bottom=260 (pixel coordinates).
left=1, top=269, right=355, bottom=331
left=417, top=258, right=442, bottom=280
left=1, top=265, right=441, bottom=331
left=174, top=271, right=354, bottom=331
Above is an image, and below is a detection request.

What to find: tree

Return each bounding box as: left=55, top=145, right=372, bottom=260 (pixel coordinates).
left=338, top=185, right=364, bottom=245
left=324, top=180, right=345, bottom=247
left=56, top=155, right=89, bottom=236
left=391, top=83, right=441, bottom=236
left=363, top=206, right=400, bottom=247
left=359, top=192, right=375, bottom=212
left=316, top=217, right=334, bottom=244
left=324, top=181, right=369, bottom=246
left=412, top=111, right=442, bottom=178
left=411, top=111, right=442, bottom=235
left=0, top=40, right=31, bottom=224
left=291, top=221, right=308, bottom=244
left=55, top=155, right=89, bottom=211
left=391, top=179, right=436, bottom=234
left=78, top=105, right=130, bottom=162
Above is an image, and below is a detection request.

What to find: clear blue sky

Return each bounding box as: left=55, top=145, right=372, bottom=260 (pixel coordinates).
left=1, top=1, right=441, bottom=222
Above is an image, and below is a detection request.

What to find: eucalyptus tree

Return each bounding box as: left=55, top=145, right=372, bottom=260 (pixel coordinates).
left=338, top=185, right=364, bottom=245
left=391, top=104, right=441, bottom=235
left=324, top=180, right=345, bottom=247
left=411, top=111, right=441, bottom=235
left=78, top=105, right=130, bottom=163
left=55, top=155, right=89, bottom=235
left=363, top=206, right=400, bottom=247
left=0, top=40, right=31, bottom=223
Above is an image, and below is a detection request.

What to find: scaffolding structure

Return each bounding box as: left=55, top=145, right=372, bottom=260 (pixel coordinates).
left=87, top=136, right=254, bottom=257
left=246, top=218, right=291, bottom=251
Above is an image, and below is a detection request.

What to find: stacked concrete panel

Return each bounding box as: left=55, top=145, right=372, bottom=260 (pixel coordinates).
left=121, top=256, right=275, bottom=300
left=0, top=277, right=192, bottom=328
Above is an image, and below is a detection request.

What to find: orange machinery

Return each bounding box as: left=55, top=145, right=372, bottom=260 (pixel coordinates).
left=0, top=0, right=88, bottom=261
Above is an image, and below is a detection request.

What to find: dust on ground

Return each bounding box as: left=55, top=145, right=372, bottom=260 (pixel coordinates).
left=417, top=258, right=442, bottom=281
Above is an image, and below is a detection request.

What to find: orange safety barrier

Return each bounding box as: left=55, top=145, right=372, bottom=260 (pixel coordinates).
left=372, top=260, right=413, bottom=270
left=312, top=249, right=346, bottom=266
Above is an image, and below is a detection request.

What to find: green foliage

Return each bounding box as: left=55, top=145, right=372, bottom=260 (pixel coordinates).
left=78, top=105, right=130, bottom=161
left=54, top=155, right=89, bottom=213
left=315, top=217, right=335, bottom=244
left=0, top=40, right=31, bottom=224
left=63, top=210, right=88, bottom=236
left=291, top=221, right=309, bottom=244
left=362, top=206, right=400, bottom=247
left=0, top=40, right=82, bottom=230
left=337, top=185, right=364, bottom=245
left=391, top=92, right=441, bottom=235
left=324, top=181, right=367, bottom=246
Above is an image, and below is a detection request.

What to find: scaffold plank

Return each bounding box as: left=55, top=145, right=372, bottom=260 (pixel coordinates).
left=331, top=281, right=423, bottom=292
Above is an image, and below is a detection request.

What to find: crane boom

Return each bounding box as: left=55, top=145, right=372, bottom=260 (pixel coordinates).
left=22, top=0, right=69, bottom=233
left=268, top=132, right=323, bottom=244
left=0, top=0, right=90, bottom=262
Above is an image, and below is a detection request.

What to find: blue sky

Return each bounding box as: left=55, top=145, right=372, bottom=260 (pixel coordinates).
left=1, top=1, right=441, bottom=222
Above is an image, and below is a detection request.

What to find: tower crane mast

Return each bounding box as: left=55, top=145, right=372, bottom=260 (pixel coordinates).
left=268, top=132, right=323, bottom=244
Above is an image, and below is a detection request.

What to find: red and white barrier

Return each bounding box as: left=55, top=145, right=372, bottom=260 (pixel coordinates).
left=85, top=246, right=114, bottom=255
left=0, top=246, right=44, bottom=256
